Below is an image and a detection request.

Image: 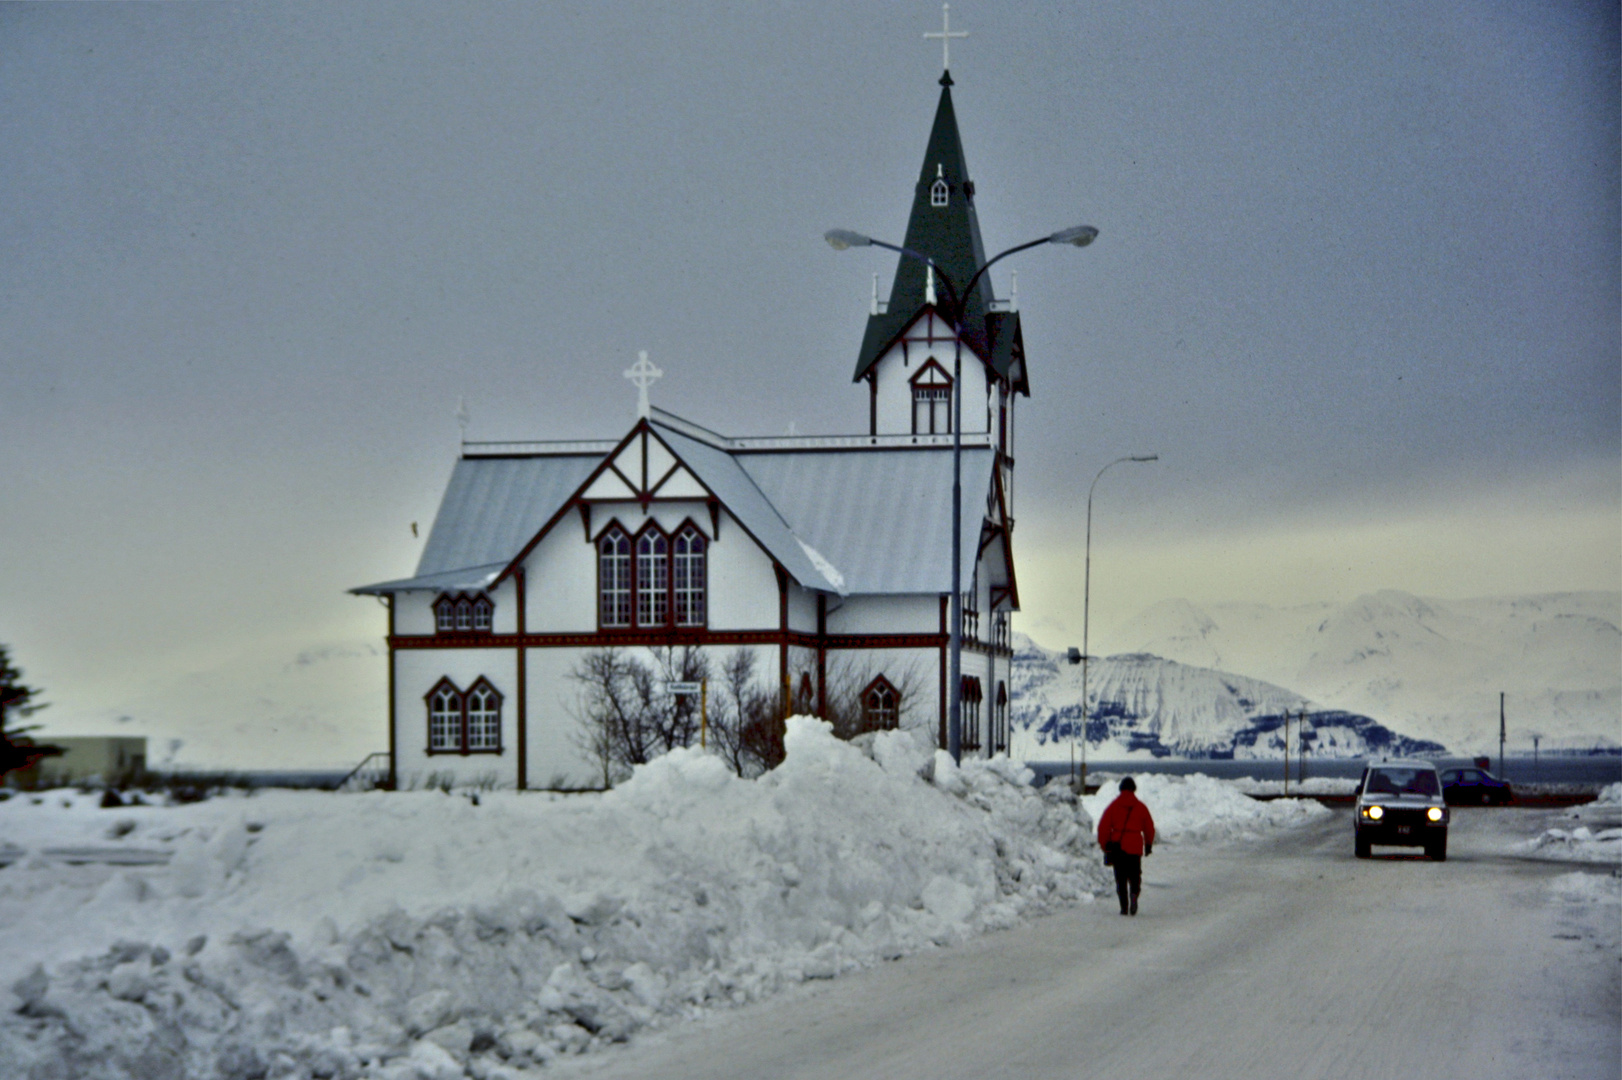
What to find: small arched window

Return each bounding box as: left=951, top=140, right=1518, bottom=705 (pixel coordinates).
left=930, top=164, right=949, bottom=208
left=961, top=676, right=983, bottom=753
left=862, top=676, right=899, bottom=732
left=434, top=592, right=494, bottom=635
left=599, top=527, right=632, bottom=627
left=673, top=525, right=707, bottom=627
left=992, top=681, right=1010, bottom=754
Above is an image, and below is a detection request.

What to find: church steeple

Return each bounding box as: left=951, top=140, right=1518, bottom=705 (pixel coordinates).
left=853, top=72, right=1010, bottom=387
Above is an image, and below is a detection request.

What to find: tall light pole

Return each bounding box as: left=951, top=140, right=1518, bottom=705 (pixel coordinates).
left=827, top=225, right=1098, bottom=761
left=1078, top=454, right=1157, bottom=788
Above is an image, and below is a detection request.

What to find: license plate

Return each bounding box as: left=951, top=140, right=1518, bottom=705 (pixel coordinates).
left=1397, top=826, right=1411, bottom=835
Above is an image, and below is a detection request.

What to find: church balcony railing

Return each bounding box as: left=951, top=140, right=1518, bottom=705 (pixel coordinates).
left=729, top=432, right=993, bottom=451
left=462, top=439, right=620, bottom=458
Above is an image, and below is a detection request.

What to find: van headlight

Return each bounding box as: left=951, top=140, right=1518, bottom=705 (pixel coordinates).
left=1426, top=807, right=1444, bottom=822
left=1364, top=805, right=1384, bottom=820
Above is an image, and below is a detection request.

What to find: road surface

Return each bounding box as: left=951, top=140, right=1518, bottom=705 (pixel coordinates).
left=560, top=807, right=1619, bottom=1080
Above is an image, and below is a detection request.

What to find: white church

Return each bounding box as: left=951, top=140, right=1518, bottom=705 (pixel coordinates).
left=354, top=66, right=1039, bottom=791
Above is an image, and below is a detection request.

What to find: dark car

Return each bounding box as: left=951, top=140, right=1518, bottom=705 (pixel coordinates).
left=1440, top=767, right=1514, bottom=806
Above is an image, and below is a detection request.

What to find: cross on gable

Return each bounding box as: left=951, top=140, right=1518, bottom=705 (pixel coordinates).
left=924, top=3, right=968, bottom=70
left=623, top=350, right=663, bottom=418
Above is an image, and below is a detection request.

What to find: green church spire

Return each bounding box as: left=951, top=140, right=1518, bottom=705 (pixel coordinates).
left=854, top=72, right=1016, bottom=386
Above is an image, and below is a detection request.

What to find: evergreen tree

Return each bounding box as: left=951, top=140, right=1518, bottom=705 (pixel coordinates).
left=0, top=644, right=58, bottom=779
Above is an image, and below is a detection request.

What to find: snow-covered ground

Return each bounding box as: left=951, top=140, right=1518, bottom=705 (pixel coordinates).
left=0, top=719, right=1335, bottom=1080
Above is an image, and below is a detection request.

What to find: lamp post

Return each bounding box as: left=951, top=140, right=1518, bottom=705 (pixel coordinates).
left=1077, top=454, right=1157, bottom=789
left=826, top=225, right=1098, bottom=761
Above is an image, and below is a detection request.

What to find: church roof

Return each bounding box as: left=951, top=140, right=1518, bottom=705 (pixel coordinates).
left=736, top=443, right=992, bottom=596
left=350, top=453, right=598, bottom=594
left=853, top=73, right=1003, bottom=386
left=352, top=413, right=999, bottom=599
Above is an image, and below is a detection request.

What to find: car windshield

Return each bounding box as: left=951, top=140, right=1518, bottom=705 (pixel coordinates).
left=1366, top=768, right=1439, bottom=797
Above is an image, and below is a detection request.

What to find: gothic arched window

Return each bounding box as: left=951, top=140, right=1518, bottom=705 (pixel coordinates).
left=862, top=676, right=899, bottom=732
left=424, top=677, right=504, bottom=755
left=636, top=526, right=670, bottom=627
left=427, top=679, right=462, bottom=753
left=930, top=164, right=949, bottom=208
left=465, top=678, right=503, bottom=751
left=599, top=527, right=632, bottom=627
left=911, top=361, right=953, bottom=436
left=673, top=525, right=707, bottom=627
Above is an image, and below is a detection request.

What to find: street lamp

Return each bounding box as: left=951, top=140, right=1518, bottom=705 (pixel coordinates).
left=826, top=224, right=1099, bottom=762
left=1068, top=454, right=1157, bottom=790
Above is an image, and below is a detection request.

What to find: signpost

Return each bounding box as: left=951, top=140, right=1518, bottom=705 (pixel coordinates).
left=668, top=681, right=707, bottom=749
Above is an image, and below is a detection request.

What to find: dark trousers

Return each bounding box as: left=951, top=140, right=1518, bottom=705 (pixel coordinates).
left=1113, top=853, right=1142, bottom=913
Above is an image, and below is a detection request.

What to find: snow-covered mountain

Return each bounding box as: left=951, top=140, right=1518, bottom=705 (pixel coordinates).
left=1009, top=637, right=1444, bottom=761
left=1117, top=591, right=1621, bottom=754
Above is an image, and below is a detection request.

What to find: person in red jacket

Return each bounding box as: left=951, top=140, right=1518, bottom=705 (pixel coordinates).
left=1097, top=776, right=1156, bottom=916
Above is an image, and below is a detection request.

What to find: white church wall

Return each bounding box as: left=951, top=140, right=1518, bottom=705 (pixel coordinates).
left=826, top=594, right=941, bottom=635
left=708, top=510, right=780, bottom=630
left=392, top=647, right=520, bottom=790
left=524, top=510, right=604, bottom=634
left=522, top=646, right=607, bottom=790
left=786, top=584, right=818, bottom=633
left=393, top=592, right=438, bottom=636
left=870, top=315, right=992, bottom=437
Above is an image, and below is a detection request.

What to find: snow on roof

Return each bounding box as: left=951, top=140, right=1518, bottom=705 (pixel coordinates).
left=350, top=562, right=507, bottom=596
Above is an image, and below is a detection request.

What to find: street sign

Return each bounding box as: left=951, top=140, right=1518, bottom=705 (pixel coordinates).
left=667, top=682, right=702, bottom=696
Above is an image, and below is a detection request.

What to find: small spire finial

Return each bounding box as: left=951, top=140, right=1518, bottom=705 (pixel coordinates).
left=623, top=350, right=663, bottom=419
left=925, top=264, right=938, bottom=307
left=454, top=397, right=470, bottom=444
left=924, top=3, right=967, bottom=71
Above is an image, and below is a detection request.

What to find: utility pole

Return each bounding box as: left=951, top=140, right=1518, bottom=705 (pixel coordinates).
left=1299, top=710, right=1307, bottom=784
left=1499, top=692, right=1506, bottom=779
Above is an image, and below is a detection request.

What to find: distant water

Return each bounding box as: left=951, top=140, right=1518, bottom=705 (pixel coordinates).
left=1027, top=754, right=1621, bottom=787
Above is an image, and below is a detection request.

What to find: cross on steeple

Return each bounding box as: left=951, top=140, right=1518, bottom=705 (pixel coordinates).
left=624, top=350, right=663, bottom=418
left=924, top=3, right=968, bottom=71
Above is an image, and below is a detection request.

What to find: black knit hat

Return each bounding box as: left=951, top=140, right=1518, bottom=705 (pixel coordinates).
left=1119, top=776, right=1137, bottom=792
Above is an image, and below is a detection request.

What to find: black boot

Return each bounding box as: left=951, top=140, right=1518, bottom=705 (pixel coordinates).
left=1129, top=891, right=1139, bottom=916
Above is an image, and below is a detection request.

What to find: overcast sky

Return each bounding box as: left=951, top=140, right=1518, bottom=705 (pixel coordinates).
left=3, top=2, right=1616, bottom=767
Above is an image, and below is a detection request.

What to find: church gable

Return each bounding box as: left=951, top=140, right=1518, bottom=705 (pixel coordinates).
left=579, top=425, right=708, bottom=504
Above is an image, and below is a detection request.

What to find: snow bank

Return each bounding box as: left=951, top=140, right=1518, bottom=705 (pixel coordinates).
left=1082, top=773, right=1331, bottom=844
left=0, top=719, right=1110, bottom=1079
left=1593, top=781, right=1622, bottom=806
left=1521, top=825, right=1622, bottom=864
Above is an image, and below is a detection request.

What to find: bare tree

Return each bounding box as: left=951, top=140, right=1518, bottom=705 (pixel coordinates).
left=707, top=648, right=786, bottom=777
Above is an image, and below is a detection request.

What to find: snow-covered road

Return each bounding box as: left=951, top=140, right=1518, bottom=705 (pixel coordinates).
left=561, top=808, right=1621, bottom=1080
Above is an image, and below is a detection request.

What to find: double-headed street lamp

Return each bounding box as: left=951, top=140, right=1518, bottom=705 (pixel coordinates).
left=826, top=224, right=1099, bottom=762
left=1067, top=453, right=1158, bottom=788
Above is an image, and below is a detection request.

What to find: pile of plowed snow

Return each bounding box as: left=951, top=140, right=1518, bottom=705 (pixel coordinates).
left=1083, top=772, right=1331, bottom=843
left=1, top=719, right=1114, bottom=1079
